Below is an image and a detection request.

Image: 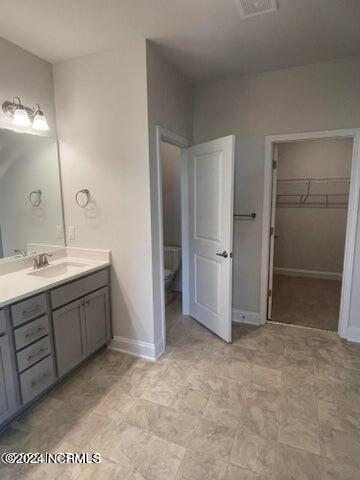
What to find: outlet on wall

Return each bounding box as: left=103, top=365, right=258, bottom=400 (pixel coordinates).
left=68, top=226, right=76, bottom=241
left=56, top=225, right=64, bottom=239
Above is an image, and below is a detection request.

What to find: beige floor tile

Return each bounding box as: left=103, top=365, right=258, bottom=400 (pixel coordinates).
left=225, top=464, right=260, bottom=479
left=323, top=457, right=360, bottom=480
left=318, top=399, right=360, bottom=434
left=202, top=393, right=243, bottom=428
left=154, top=408, right=200, bottom=447
left=141, top=379, right=184, bottom=407
left=220, top=360, right=253, bottom=385
left=0, top=465, right=28, bottom=480
left=136, top=434, right=185, bottom=480
left=314, top=362, right=347, bottom=384
left=241, top=405, right=279, bottom=440
left=230, top=431, right=276, bottom=475
left=244, top=384, right=280, bottom=412
left=65, top=412, right=111, bottom=448
left=0, top=424, right=33, bottom=452
left=164, top=362, right=192, bottom=384
left=183, top=368, right=226, bottom=395
left=177, top=449, right=228, bottom=480
left=227, top=346, right=255, bottom=363
left=251, top=350, right=284, bottom=371
left=98, top=422, right=151, bottom=468
left=125, top=399, right=165, bottom=433
left=76, top=459, right=137, bottom=480
left=93, top=387, right=136, bottom=421
left=282, top=365, right=315, bottom=388
left=275, top=443, right=323, bottom=480
left=280, top=390, right=318, bottom=422
left=278, top=415, right=321, bottom=455
left=321, top=426, right=360, bottom=470
left=170, top=387, right=209, bottom=416
left=189, top=418, right=237, bottom=460
left=251, top=365, right=282, bottom=392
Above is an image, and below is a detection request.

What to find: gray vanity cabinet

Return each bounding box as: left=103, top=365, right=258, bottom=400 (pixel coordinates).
left=0, top=335, right=17, bottom=424
left=52, top=299, right=87, bottom=378
left=84, top=287, right=111, bottom=355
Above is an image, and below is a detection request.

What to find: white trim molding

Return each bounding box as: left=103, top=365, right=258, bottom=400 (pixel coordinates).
left=108, top=336, right=164, bottom=361
left=154, top=126, right=191, bottom=355
left=346, top=327, right=360, bottom=343
left=274, top=267, right=342, bottom=281
left=233, top=308, right=260, bottom=325
left=261, top=128, right=360, bottom=343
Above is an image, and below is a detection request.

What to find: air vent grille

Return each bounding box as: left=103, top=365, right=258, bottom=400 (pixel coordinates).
left=237, top=0, right=277, bottom=18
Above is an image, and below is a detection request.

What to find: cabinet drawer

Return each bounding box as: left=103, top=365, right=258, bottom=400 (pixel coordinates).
left=14, top=315, right=49, bottom=351
left=0, top=310, right=6, bottom=334
left=20, top=355, right=54, bottom=405
left=17, top=336, right=52, bottom=373
left=11, top=294, right=47, bottom=327
left=51, top=269, right=108, bottom=309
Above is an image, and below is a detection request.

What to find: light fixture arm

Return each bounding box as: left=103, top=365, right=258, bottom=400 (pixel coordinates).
left=2, top=97, right=43, bottom=120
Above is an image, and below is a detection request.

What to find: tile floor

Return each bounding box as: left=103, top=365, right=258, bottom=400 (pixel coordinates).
left=272, top=274, right=342, bottom=331
left=1, top=297, right=360, bottom=479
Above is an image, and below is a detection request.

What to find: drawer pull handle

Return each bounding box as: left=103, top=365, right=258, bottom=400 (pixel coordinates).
left=31, top=372, right=48, bottom=388
left=24, top=327, right=46, bottom=339
left=27, top=347, right=48, bottom=362
left=22, top=305, right=42, bottom=317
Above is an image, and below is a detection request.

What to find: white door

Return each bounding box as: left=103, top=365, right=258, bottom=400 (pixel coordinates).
left=187, top=135, right=235, bottom=342
left=267, top=144, right=278, bottom=319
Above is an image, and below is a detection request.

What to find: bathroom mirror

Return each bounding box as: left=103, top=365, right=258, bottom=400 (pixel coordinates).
left=0, top=129, right=65, bottom=263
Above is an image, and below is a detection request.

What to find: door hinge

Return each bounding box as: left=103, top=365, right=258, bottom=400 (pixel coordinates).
left=272, top=159, right=277, bottom=169
left=270, top=226, right=274, bottom=236
left=267, top=289, right=272, bottom=298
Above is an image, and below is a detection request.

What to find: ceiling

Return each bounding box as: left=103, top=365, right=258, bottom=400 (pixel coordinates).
left=0, top=0, right=359, bottom=82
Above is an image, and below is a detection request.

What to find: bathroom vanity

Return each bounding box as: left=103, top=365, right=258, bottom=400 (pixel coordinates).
left=0, top=249, right=111, bottom=429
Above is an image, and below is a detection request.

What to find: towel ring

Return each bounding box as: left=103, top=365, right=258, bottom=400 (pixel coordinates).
left=29, top=190, right=42, bottom=207
left=75, top=188, right=90, bottom=208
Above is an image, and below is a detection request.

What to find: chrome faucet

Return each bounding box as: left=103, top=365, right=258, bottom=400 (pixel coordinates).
left=14, top=249, right=27, bottom=257
left=33, top=252, right=53, bottom=269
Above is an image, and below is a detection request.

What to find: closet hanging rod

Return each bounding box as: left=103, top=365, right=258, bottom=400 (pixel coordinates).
left=234, top=212, right=256, bottom=219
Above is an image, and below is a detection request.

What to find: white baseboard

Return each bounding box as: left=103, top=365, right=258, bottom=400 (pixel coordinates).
left=108, top=336, right=164, bottom=361
left=344, top=326, right=360, bottom=343
left=274, top=267, right=342, bottom=281
left=233, top=309, right=260, bottom=325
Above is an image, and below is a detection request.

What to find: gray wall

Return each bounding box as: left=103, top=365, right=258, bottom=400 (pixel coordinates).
left=146, top=42, right=194, bottom=342
left=275, top=138, right=353, bottom=274
left=193, top=56, right=360, bottom=315
left=53, top=36, right=155, bottom=346
left=0, top=37, right=56, bottom=137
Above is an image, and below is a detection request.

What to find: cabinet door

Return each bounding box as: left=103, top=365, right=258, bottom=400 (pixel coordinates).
left=84, top=287, right=111, bottom=355
left=0, top=335, right=17, bottom=424
left=52, top=299, right=87, bottom=378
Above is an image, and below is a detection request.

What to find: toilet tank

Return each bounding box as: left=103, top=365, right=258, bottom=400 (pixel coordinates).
left=164, top=246, right=181, bottom=272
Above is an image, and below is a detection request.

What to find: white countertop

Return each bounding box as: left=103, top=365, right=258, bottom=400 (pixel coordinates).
left=0, top=248, right=110, bottom=308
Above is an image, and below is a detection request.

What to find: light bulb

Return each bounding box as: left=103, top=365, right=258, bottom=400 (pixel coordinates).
left=32, top=112, right=49, bottom=131
left=13, top=107, right=31, bottom=127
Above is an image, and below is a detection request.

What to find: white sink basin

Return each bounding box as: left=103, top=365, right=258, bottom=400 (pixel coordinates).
left=28, top=262, right=88, bottom=279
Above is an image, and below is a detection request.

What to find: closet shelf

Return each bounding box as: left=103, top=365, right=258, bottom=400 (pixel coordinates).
left=276, top=177, right=350, bottom=209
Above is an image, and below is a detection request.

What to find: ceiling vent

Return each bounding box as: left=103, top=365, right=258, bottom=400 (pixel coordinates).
left=236, top=0, right=277, bottom=18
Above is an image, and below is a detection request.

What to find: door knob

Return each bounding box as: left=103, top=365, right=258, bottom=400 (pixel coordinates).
left=216, top=251, right=228, bottom=258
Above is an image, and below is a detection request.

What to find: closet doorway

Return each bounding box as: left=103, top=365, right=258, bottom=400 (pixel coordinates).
left=261, top=130, right=360, bottom=339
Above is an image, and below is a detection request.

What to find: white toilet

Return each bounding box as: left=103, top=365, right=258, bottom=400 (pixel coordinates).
left=163, top=246, right=181, bottom=303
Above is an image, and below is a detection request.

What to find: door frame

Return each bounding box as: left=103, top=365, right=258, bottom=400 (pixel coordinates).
left=155, top=126, right=191, bottom=352
left=260, top=128, right=360, bottom=340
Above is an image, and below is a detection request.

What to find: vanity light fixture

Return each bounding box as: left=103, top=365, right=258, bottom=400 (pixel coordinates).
left=11, top=97, right=31, bottom=127
left=2, top=97, right=49, bottom=131
left=32, top=104, right=50, bottom=131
